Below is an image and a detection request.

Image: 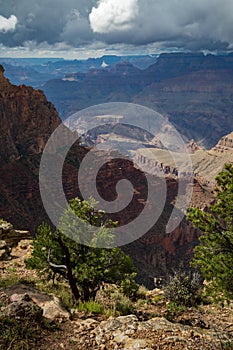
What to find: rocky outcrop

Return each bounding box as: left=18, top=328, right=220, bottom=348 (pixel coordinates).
left=0, top=65, right=11, bottom=91
left=0, top=66, right=60, bottom=163
left=0, top=221, right=31, bottom=247
left=191, top=132, right=233, bottom=185
left=135, top=131, right=233, bottom=189
left=2, top=284, right=70, bottom=322
left=60, top=314, right=233, bottom=350
left=0, top=65, right=61, bottom=231
left=210, top=131, right=233, bottom=155
left=43, top=52, right=233, bottom=148
left=187, top=140, right=202, bottom=154
left=0, top=241, right=11, bottom=261
left=1, top=293, right=43, bottom=320
left=0, top=66, right=223, bottom=286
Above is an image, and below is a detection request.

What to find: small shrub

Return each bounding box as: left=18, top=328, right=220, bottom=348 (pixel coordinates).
left=0, top=275, right=21, bottom=289
left=119, top=273, right=139, bottom=300
left=164, top=271, right=203, bottom=307
left=0, top=303, right=58, bottom=349
left=152, top=294, right=164, bottom=303
left=77, top=300, right=104, bottom=314
left=135, top=285, right=148, bottom=300
left=165, top=301, right=188, bottom=321
left=110, top=290, right=135, bottom=316
left=115, top=295, right=135, bottom=315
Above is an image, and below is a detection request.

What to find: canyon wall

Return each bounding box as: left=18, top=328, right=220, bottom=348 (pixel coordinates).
left=0, top=66, right=215, bottom=286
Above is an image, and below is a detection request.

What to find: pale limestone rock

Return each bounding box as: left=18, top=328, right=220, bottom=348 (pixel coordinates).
left=0, top=221, right=31, bottom=247
left=3, top=283, right=70, bottom=322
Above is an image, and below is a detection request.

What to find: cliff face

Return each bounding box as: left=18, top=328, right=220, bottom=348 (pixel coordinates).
left=211, top=132, right=233, bottom=155
left=43, top=52, right=233, bottom=148
left=0, top=66, right=216, bottom=286
left=0, top=66, right=60, bottom=163
left=0, top=65, right=61, bottom=231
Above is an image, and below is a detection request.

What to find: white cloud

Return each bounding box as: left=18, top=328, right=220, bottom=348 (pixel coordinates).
left=0, top=15, right=18, bottom=33
left=1, top=0, right=233, bottom=53
left=88, top=0, right=233, bottom=50
left=89, top=0, right=139, bottom=33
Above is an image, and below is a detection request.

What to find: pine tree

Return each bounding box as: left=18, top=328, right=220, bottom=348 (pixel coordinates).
left=26, top=198, right=137, bottom=302
left=188, top=163, right=233, bottom=300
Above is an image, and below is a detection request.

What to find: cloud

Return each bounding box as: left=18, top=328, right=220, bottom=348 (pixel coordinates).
left=0, top=0, right=233, bottom=55
left=61, top=9, right=93, bottom=45
left=89, top=0, right=139, bottom=33
left=89, top=0, right=233, bottom=50
left=0, top=15, right=18, bottom=32
left=0, top=0, right=95, bottom=47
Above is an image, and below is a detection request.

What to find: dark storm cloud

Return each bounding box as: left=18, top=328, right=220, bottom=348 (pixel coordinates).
left=0, top=0, right=96, bottom=47
left=89, top=0, right=233, bottom=51
left=0, top=0, right=232, bottom=53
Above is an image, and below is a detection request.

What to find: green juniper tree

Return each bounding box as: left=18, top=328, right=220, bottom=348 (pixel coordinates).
left=26, top=198, right=138, bottom=302
left=188, top=163, right=233, bottom=300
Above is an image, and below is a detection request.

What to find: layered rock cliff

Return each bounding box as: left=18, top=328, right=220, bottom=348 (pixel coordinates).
left=0, top=65, right=61, bottom=231
left=0, top=66, right=216, bottom=286
left=0, top=220, right=31, bottom=247
left=191, top=132, right=233, bottom=185
left=43, top=52, right=233, bottom=148
left=210, top=131, right=233, bottom=155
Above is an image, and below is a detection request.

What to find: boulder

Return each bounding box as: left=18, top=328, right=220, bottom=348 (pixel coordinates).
left=0, top=221, right=31, bottom=247
left=17, top=239, right=32, bottom=250
left=1, top=293, right=43, bottom=321
left=0, top=240, right=11, bottom=261
left=94, top=315, right=139, bottom=347
left=3, top=283, right=70, bottom=322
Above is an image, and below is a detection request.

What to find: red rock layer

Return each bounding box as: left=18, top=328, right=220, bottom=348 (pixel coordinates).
left=0, top=66, right=213, bottom=286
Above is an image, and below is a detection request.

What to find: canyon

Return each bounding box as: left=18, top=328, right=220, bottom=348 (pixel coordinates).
left=0, top=63, right=231, bottom=287
left=43, top=52, right=233, bottom=148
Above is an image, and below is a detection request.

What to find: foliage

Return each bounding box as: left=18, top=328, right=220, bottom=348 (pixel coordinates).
left=119, top=272, right=139, bottom=300
left=26, top=197, right=137, bottom=302
left=114, top=295, right=135, bottom=316
left=135, top=285, right=148, bottom=300
left=0, top=304, right=57, bottom=350
left=0, top=275, right=21, bottom=290
left=164, top=271, right=202, bottom=307
left=188, top=163, right=233, bottom=300
left=36, top=280, right=74, bottom=308
left=106, top=289, right=135, bottom=316
left=165, top=301, right=188, bottom=321
left=77, top=300, right=104, bottom=314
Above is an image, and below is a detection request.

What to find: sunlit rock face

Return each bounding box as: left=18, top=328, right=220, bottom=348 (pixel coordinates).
left=0, top=65, right=225, bottom=286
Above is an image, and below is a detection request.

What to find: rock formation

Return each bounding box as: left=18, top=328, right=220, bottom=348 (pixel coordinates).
left=0, top=65, right=61, bottom=231
left=135, top=131, right=233, bottom=188
left=0, top=221, right=31, bottom=247
left=0, top=66, right=223, bottom=285
left=0, top=240, right=11, bottom=261
left=2, top=284, right=70, bottom=322
left=191, top=132, right=233, bottom=185
left=43, top=52, right=233, bottom=148
left=210, top=131, right=233, bottom=155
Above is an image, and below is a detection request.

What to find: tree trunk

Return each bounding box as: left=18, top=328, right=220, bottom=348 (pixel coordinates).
left=57, top=234, right=80, bottom=301
left=82, top=280, right=99, bottom=301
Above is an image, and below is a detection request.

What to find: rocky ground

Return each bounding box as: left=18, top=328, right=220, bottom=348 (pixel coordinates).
left=1, top=239, right=233, bottom=350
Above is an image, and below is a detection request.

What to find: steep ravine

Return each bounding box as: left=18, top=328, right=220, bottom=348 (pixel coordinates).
left=0, top=66, right=215, bottom=285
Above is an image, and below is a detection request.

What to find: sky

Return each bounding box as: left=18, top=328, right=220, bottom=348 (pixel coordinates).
left=0, top=0, right=232, bottom=58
